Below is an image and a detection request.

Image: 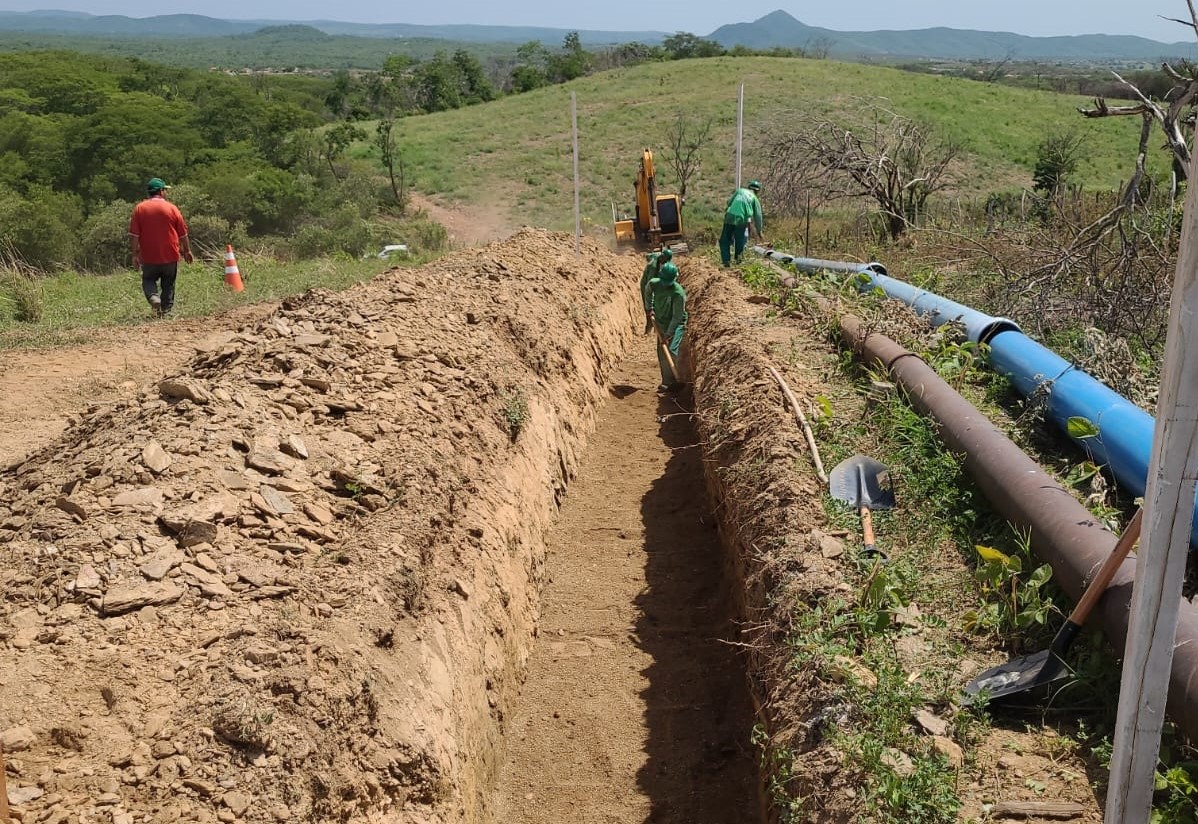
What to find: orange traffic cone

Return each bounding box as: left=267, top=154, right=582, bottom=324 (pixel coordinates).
left=223, top=244, right=245, bottom=292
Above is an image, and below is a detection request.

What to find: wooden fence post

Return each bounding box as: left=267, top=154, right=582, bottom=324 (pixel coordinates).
left=1104, top=150, right=1198, bottom=822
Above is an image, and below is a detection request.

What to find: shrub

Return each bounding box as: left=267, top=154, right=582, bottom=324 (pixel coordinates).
left=290, top=225, right=339, bottom=259
left=397, top=210, right=449, bottom=254
left=186, top=214, right=247, bottom=261
left=0, top=185, right=83, bottom=270
left=0, top=269, right=44, bottom=322
left=77, top=199, right=135, bottom=272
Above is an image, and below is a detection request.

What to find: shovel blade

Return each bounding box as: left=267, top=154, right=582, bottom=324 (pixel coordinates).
left=829, top=455, right=895, bottom=510
left=964, top=649, right=1069, bottom=701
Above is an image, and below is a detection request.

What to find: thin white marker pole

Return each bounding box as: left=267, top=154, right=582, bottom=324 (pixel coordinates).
left=1105, top=145, right=1198, bottom=822
left=571, top=91, right=581, bottom=258
left=736, top=83, right=744, bottom=189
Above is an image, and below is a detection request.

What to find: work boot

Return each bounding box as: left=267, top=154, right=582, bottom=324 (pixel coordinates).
left=149, top=294, right=162, bottom=315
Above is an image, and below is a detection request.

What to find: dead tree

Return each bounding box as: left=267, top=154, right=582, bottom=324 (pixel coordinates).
left=763, top=104, right=959, bottom=240
left=664, top=114, right=713, bottom=201
left=1078, top=2, right=1198, bottom=182
left=1070, top=7, right=1198, bottom=244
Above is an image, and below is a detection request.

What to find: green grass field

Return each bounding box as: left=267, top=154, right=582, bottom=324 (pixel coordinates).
left=381, top=56, right=1156, bottom=233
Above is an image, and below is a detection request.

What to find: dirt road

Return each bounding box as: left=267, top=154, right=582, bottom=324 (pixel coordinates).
left=495, top=348, right=759, bottom=823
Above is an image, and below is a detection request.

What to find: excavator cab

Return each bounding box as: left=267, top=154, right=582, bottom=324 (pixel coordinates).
left=613, top=149, right=687, bottom=253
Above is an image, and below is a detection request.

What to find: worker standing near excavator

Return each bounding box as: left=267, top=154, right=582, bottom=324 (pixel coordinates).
left=719, top=180, right=764, bottom=266
left=639, top=247, right=672, bottom=334
left=644, top=261, right=687, bottom=392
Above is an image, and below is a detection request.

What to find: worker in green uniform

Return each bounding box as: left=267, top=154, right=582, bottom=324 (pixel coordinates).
left=644, top=261, right=687, bottom=391
left=719, top=180, right=764, bottom=266
left=639, top=247, right=672, bottom=333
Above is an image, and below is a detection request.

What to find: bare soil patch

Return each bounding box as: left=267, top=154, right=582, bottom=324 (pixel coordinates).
left=0, top=308, right=272, bottom=467
left=407, top=193, right=514, bottom=248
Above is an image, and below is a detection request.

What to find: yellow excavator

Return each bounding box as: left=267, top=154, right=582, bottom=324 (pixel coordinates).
left=612, top=149, right=686, bottom=253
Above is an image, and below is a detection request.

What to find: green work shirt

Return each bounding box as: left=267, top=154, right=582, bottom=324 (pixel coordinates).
left=644, top=278, right=687, bottom=337
left=724, top=188, right=764, bottom=234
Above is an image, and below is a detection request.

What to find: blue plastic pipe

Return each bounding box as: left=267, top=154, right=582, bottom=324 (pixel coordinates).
left=752, top=246, right=1197, bottom=547
left=752, top=246, right=1020, bottom=344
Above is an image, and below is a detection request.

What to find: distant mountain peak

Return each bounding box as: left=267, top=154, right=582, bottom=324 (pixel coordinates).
left=757, top=10, right=804, bottom=25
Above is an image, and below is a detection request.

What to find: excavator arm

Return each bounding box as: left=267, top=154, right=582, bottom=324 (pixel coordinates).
left=614, top=148, right=685, bottom=252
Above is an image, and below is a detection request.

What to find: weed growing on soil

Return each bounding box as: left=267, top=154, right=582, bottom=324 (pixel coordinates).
left=501, top=388, right=529, bottom=441
left=783, top=585, right=962, bottom=824
left=965, top=534, right=1057, bottom=637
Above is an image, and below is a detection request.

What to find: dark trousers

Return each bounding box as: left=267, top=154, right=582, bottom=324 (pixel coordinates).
left=719, top=221, right=748, bottom=266
left=141, top=262, right=178, bottom=313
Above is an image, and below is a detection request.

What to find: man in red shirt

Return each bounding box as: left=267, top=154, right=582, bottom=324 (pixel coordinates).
left=129, top=177, right=193, bottom=315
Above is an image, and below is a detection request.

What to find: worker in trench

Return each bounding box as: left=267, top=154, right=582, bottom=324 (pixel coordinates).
left=639, top=247, right=672, bottom=334
left=719, top=180, right=764, bottom=267
left=644, top=261, right=687, bottom=392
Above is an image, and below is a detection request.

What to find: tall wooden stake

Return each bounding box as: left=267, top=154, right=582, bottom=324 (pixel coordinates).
left=1105, top=148, right=1198, bottom=822
left=571, top=92, right=581, bottom=258
left=735, top=83, right=744, bottom=189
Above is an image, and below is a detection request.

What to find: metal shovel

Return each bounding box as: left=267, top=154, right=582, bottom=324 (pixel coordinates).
left=964, top=508, right=1143, bottom=702
left=829, top=455, right=895, bottom=560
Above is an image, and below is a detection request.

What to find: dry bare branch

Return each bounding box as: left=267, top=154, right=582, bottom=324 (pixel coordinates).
left=663, top=114, right=713, bottom=200
left=762, top=104, right=959, bottom=240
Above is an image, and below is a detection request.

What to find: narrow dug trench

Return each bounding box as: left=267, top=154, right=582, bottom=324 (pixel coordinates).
left=495, top=349, right=760, bottom=822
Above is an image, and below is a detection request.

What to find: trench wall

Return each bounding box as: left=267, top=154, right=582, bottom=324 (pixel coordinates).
left=683, top=263, right=848, bottom=823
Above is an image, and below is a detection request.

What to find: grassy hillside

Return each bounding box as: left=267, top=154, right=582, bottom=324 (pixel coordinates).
left=384, top=56, right=1160, bottom=233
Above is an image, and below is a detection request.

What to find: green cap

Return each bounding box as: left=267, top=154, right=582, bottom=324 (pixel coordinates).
left=147, top=177, right=170, bottom=194
left=748, top=180, right=762, bottom=191
left=659, top=248, right=673, bottom=262
left=659, top=262, right=679, bottom=282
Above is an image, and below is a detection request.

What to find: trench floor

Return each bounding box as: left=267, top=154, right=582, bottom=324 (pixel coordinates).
left=494, top=346, right=759, bottom=823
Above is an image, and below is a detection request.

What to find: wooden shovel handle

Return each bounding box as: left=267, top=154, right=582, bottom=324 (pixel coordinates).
left=860, top=505, right=877, bottom=551
left=655, top=330, right=678, bottom=381
left=1071, top=508, right=1143, bottom=625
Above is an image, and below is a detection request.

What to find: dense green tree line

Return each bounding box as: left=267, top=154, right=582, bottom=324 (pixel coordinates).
left=0, top=36, right=803, bottom=271
left=0, top=52, right=441, bottom=271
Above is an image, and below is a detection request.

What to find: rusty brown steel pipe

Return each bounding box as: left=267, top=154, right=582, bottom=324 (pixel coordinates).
left=839, top=314, right=1198, bottom=739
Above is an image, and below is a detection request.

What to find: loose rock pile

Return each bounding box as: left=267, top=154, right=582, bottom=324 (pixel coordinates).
left=0, top=229, right=641, bottom=823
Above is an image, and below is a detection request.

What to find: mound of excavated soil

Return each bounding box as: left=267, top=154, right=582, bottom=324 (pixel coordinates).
left=0, top=229, right=641, bottom=824
left=683, top=263, right=855, bottom=822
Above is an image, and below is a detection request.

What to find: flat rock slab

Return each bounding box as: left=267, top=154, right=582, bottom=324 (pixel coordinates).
left=112, top=487, right=165, bottom=508
left=101, top=582, right=184, bottom=616
left=55, top=496, right=89, bottom=521
left=246, top=449, right=293, bottom=476
left=158, top=378, right=211, bottom=404
left=139, top=548, right=185, bottom=581
left=257, top=486, right=295, bottom=517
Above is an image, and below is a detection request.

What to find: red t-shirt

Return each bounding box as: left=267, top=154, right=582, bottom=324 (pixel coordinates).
left=129, top=196, right=188, bottom=265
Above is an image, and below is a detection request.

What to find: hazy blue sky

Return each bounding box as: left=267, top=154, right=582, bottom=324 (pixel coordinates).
left=4, top=1, right=1195, bottom=42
